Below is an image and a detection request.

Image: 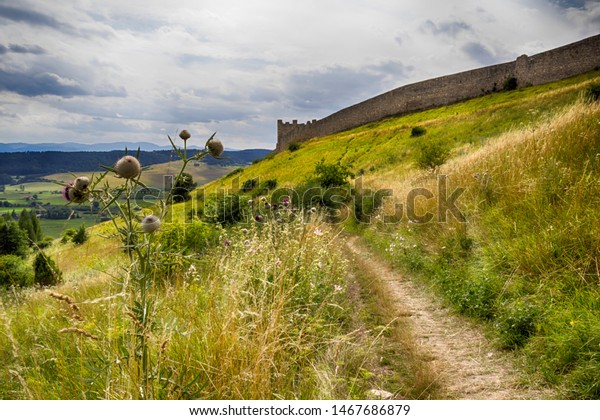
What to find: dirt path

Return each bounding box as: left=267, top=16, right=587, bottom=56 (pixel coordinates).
left=344, top=236, right=555, bottom=400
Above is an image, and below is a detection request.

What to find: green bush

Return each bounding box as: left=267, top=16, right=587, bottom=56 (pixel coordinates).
left=203, top=192, right=249, bottom=226
left=260, top=179, right=277, bottom=191
left=61, top=228, right=76, bottom=244
left=288, top=142, right=301, bottom=152
left=33, top=252, right=62, bottom=286
left=183, top=221, right=220, bottom=252
left=72, top=224, right=88, bottom=245
left=503, top=77, right=518, bottom=91
left=410, top=126, right=427, bottom=137
left=241, top=178, right=258, bottom=192
left=313, top=159, right=353, bottom=188
left=414, top=139, right=450, bottom=172
left=584, top=83, right=600, bottom=102
left=0, top=219, right=28, bottom=257
left=0, top=255, right=34, bottom=288
left=171, top=172, right=196, bottom=203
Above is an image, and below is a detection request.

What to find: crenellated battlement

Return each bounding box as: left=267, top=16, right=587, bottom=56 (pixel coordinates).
left=276, top=34, right=600, bottom=152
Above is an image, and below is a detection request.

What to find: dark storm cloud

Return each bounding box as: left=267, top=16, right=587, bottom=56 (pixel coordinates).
left=421, top=19, right=472, bottom=37
left=0, top=70, right=88, bottom=97
left=0, top=4, right=109, bottom=38
left=0, top=43, right=46, bottom=55
left=461, top=42, right=497, bottom=65
left=0, top=4, right=68, bottom=30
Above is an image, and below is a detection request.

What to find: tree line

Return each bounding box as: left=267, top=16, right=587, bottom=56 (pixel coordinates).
left=0, top=149, right=269, bottom=176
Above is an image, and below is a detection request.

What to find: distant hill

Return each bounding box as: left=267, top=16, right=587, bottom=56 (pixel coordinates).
left=0, top=148, right=271, bottom=176
left=0, top=142, right=219, bottom=152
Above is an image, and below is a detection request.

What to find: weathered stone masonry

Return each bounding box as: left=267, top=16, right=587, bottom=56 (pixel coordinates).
left=276, top=34, right=600, bottom=152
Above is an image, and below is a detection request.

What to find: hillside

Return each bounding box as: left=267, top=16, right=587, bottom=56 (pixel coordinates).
left=1, top=70, right=599, bottom=400
left=193, top=69, right=600, bottom=398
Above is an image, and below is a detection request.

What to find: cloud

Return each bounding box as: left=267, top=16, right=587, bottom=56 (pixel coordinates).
left=421, top=19, right=472, bottom=37
left=461, top=42, right=497, bottom=65
left=286, top=61, right=414, bottom=113
left=0, top=70, right=87, bottom=97
left=0, top=4, right=68, bottom=30
left=0, top=0, right=599, bottom=150
left=0, top=43, right=46, bottom=55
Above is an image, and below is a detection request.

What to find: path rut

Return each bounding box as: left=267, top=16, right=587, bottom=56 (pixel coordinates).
left=344, top=236, right=554, bottom=400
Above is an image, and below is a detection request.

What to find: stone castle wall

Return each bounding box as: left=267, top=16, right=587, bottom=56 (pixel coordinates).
left=276, top=34, right=600, bottom=152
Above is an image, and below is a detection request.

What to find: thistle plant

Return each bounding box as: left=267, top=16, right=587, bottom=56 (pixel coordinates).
left=58, top=130, right=222, bottom=398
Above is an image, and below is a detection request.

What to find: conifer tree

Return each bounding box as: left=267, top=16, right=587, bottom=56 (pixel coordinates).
left=33, top=252, right=62, bottom=286
left=30, top=211, right=43, bottom=242
left=18, top=209, right=35, bottom=244
left=0, top=219, right=28, bottom=257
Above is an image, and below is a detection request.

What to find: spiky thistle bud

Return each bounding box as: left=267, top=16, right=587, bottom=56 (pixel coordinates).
left=141, top=215, right=161, bottom=234
left=179, top=130, right=191, bottom=141
left=114, top=156, right=141, bottom=179
left=206, top=139, right=224, bottom=158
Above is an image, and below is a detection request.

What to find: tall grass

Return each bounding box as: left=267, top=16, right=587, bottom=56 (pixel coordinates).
left=0, top=216, right=372, bottom=399
left=366, top=98, right=600, bottom=398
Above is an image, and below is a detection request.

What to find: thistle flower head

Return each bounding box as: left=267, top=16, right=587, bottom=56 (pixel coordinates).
left=61, top=182, right=73, bottom=201
left=206, top=139, right=224, bottom=158
left=74, top=176, right=90, bottom=190
left=62, top=179, right=89, bottom=203
left=141, top=215, right=161, bottom=234
left=179, top=129, right=191, bottom=141
left=114, top=155, right=141, bottom=179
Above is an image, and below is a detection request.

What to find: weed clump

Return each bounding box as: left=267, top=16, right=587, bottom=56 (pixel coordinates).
left=410, top=126, right=427, bottom=137
left=584, top=83, right=600, bottom=101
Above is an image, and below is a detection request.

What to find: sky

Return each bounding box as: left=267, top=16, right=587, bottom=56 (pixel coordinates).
left=0, top=0, right=598, bottom=150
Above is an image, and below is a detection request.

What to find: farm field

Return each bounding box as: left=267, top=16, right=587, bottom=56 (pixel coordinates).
left=1, top=161, right=237, bottom=237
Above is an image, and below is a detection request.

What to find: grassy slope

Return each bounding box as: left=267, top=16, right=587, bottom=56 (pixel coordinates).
left=2, top=70, right=599, bottom=399
left=204, top=71, right=599, bottom=193
left=197, top=69, right=600, bottom=398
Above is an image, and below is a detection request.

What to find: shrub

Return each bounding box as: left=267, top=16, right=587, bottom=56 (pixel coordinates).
left=288, top=142, right=301, bottom=152
left=61, top=228, right=76, bottom=244
left=33, top=252, right=62, bottom=286
left=171, top=172, right=196, bottom=203
left=410, top=126, right=427, bottom=137
left=314, top=159, right=353, bottom=188
left=415, top=139, right=450, bottom=172
left=72, top=224, right=88, bottom=245
left=584, top=83, right=600, bottom=102
left=261, top=179, right=277, bottom=191
left=241, top=178, right=258, bottom=192
left=0, top=219, right=28, bottom=257
left=503, top=76, right=518, bottom=91
left=204, top=192, right=249, bottom=226
left=226, top=167, right=244, bottom=177
left=0, top=255, right=34, bottom=288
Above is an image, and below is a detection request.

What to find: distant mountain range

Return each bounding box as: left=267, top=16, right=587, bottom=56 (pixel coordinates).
left=0, top=148, right=271, bottom=176
left=0, top=142, right=243, bottom=153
